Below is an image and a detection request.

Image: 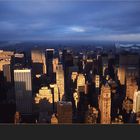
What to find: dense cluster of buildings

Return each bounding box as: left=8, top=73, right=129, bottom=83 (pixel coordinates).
left=0, top=44, right=140, bottom=124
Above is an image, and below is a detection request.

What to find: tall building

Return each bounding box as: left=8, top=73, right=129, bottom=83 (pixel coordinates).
left=14, top=69, right=32, bottom=114
left=76, top=74, right=86, bottom=112
left=92, top=74, right=100, bottom=108
left=77, top=74, right=86, bottom=93
left=53, top=58, right=59, bottom=73
left=57, top=101, right=72, bottom=123
left=62, top=49, right=73, bottom=100
left=31, top=49, right=46, bottom=75
left=14, top=53, right=25, bottom=67
left=68, top=66, right=79, bottom=97
left=46, top=49, right=54, bottom=77
left=102, top=54, right=108, bottom=76
left=84, top=59, right=93, bottom=75
left=0, top=50, right=14, bottom=72
left=117, top=67, right=125, bottom=85
left=35, top=87, right=52, bottom=104
left=35, top=85, right=59, bottom=113
left=3, top=64, right=12, bottom=83
left=126, top=77, right=138, bottom=100
left=133, top=91, right=140, bottom=114
left=99, top=83, right=111, bottom=124
left=118, top=53, right=139, bottom=85
left=56, top=64, right=64, bottom=101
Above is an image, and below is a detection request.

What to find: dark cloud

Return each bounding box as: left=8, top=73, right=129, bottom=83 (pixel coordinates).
left=0, top=0, right=140, bottom=41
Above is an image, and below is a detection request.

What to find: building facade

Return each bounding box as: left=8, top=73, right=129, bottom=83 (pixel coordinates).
left=14, top=69, right=32, bottom=114
left=133, top=91, right=140, bottom=114
left=99, top=83, right=111, bottom=124
left=56, top=64, right=64, bottom=101
left=57, top=101, right=72, bottom=123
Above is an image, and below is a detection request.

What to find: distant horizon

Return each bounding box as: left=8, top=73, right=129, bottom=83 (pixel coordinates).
left=1, top=39, right=140, bottom=44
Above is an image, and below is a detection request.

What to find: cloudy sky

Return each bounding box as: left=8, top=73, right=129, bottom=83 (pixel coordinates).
left=0, top=0, right=140, bottom=41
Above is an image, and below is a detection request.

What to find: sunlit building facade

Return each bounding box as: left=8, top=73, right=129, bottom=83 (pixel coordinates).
left=133, top=91, right=140, bottom=114
left=31, top=49, right=46, bottom=75
left=126, top=77, right=138, bottom=100
left=77, top=73, right=86, bottom=93
left=0, top=50, right=14, bottom=72
left=99, top=83, right=111, bottom=124
left=14, top=69, right=32, bottom=114
left=56, top=64, right=64, bottom=101
left=53, top=58, right=59, bottom=73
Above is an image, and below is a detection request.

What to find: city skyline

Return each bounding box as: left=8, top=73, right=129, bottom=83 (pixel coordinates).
left=0, top=0, right=140, bottom=41
left=0, top=43, right=140, bottom=124
left=0, top=0, right=140, bottom=125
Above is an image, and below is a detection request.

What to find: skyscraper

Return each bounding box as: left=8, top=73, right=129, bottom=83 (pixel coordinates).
left=57, top=101, right=72, bottom=124
left=31, top=49, right=46, bottom=76
left=56, top=64, right=64, bottom=101
left=14, top=69, right=32, bottom=114
left=3, top=64, right=12, bottom=83
left=92, top=74, right=100, bottom=108
left=52, top=58, right=59, bottom=73
left=77, top=74, right=86, bottom=93
left=76, top=73, right=87, bottom=120
left=117, top=67, right=125, bottom=85
left=46, top=49, right=54, bottom=77
left=35, top=86, right=52, bottom=104
left=99, top=83, right=111, bottom=124
left=126, top=77, right=138, bottom=100
left=133, top=91, right=140, bottom=114
left=102, top=54, right=108, bottom=76
left=118, top=53, right=139, bottom=85
left=35, top=85, right=59, bottom=113
left=0, top=50, right=14, bottom=72
left=14, top=53, right=25, bottom=67
left=62, top=49, right=73, bottom=100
